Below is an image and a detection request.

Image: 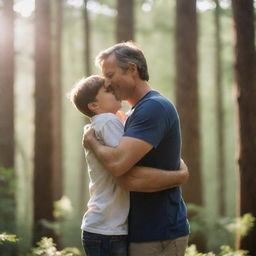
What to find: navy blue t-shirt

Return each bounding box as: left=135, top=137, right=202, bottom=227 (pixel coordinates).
left=123, top=90, right=189, bottom=242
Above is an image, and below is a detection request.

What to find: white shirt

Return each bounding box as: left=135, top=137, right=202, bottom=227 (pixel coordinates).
left=81, top=113, right=129, bottom=235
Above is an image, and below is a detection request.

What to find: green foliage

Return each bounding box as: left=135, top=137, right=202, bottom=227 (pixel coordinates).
left=187, top=204, right=255, bottom=252
left=30, top=237, right=81, bottom=256
left=53, top=196, right=73, bottom=221
left=40, top=196, right=74, bottom=235
left=0, top=168, right=16, bottom=255
left=0, top=167, right=15, bottom=195
left=187, top=204, right=233, bottom=249
left=185, top=244, right=249, bottom=256
left=226, top=213, right=256, bottom=238
left=219, top=245, right=248, bottom=256
left=0, top=233, right=19, bottom=244
left=0, top=167, right=15, bottom=232
left=0, top=232, right=19, bottom=256
left=185, top=244, right=215, bottom=256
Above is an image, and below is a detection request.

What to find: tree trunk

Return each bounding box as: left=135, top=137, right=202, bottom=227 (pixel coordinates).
left=214, top=0, right=225, bottom=217
left=0, top=0, right=14, bottom=169
left=34, top=0, right=56, bottom=244
left=116, top=0, right=134, bottom=42
left=231, top=0, right=256, bottom=254
left=175, top=0, right=204, bottom=251
left=80, top=0, right=91, bottom=212
left=0, top=3, right=16, bottom=254
left=51, top=0, right=63, bottom=202
left=175, top=0, right=202, bottom=206
left=83, top=0, right=91, bottom=76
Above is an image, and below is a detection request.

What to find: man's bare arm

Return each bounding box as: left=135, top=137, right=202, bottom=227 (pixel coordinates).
left=83, top=128, right=153, bottom=177
left=84, top=128, right=188, bottom=191
left=116, top=160, right=189, bottom=192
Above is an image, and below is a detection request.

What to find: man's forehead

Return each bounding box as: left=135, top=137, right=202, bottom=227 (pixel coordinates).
left=102, top=54, right=117, bottom=67
left=102, top=55, right=118, bottom=74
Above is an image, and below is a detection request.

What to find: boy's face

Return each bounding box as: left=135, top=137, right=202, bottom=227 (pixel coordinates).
left=94, top=86, right=122, bottom=114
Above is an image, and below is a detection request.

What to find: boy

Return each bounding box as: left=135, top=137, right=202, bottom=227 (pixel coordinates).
left=69, top=75, right=188, bottom=256
left=69, top=75, right=128, bottom=256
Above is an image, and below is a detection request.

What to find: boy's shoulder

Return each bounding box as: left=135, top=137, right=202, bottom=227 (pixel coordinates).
left=93, top=113, right=119, bottom=122
left=91, top=113, right=122, bottom=131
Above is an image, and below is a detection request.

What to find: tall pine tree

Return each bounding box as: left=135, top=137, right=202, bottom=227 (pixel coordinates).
left=51, top=0, right=63, bottom=202
left=175, top=0, right=202, bottom=206
left=214, top=0, right=225, bottom=217
left=116, top=0, right=134, bottom=42
left=0, top=0, right=15, bottom=169
left=34, top=0, right=57, bottom=244
left=232, top=0, right=256, bottom=254
left=175, top=0, right=204, bottom=250
left=0, top=3, right=15, bottom=255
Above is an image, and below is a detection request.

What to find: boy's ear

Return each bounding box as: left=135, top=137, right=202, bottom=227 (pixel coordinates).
left=88, top=102, right=99, bottom=113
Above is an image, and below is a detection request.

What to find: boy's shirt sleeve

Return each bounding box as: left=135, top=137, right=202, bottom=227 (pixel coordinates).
left=99, top=116, right=124, bottom=147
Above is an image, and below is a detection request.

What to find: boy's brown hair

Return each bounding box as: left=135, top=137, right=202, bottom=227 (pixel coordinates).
left=68, top=75, right=104, bottom=117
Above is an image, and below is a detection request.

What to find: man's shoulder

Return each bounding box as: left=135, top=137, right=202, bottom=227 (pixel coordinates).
left=138, top=94, right=176, bottom=116
left=140, top=90, right=173, bottom=106
left=152, top=92, right=174, bottom=106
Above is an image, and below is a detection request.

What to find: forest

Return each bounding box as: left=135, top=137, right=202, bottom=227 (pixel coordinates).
left=0, top=0, right=256, bottom=255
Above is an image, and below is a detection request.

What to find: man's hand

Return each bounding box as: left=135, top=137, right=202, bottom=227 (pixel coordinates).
left=179, top=159, right=189, bottom=183
left=82, top=125, right=96, bottom=149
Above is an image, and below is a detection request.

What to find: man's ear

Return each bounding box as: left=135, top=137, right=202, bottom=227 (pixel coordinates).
left=88, top=102, right=99, bottom=113
left=128, top=62, right=137, bottom=75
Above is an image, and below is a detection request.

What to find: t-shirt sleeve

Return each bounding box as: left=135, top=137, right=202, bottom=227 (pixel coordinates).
left=123, top=100, right=170, bottom=148
left=99, top=116, right=124, bottom=147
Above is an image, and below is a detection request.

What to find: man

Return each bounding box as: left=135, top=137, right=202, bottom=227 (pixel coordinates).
left=84, top=41, right=189, bottom=256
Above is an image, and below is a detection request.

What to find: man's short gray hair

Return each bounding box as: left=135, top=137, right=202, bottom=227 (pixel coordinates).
left=95, top=41, right=149, bottom=81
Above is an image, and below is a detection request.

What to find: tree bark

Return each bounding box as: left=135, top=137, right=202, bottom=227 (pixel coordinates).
left=51, top=0, right=63, bottom=202
left=0, top=4, right=16, bottom=254
left=0, top=0, right=15, bottom=169
left=34, top=0, right=56, bottom=244
left=231, top=0, right=256, bottom=254
left=80, top=0, right=91, bottom=212
left=83, top=0, right=91, bottom=76
left=214, top=0, right=225, bottom=217
left=116, top=0, right=134, bottom=42
left=175, top=0, right=202, bottom=206
left=175, top=0, right=204, bottom=251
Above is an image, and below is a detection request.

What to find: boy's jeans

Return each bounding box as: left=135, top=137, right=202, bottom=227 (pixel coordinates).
left=81, top=231, right=128, bottom=256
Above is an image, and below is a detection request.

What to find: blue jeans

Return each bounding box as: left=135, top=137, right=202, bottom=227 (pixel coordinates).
left=82, top=231, right=128, bottom=256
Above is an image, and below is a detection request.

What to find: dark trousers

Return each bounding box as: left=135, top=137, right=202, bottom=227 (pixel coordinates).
left=82, top=231, right=128, bottom=256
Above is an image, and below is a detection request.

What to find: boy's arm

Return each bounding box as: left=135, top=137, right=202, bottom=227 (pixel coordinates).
left=116, top=160, right=189, bottom=192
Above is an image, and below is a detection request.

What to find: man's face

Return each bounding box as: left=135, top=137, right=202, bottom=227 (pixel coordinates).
left=101, top=54, right=135, bottom=101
